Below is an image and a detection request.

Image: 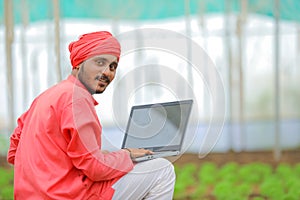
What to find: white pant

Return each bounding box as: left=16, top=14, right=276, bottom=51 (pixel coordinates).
left=112, top=158, right=175, bottom=200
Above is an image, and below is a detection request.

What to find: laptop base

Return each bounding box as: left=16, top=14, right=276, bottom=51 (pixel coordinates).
left=132, top=151, right=180, bottom=162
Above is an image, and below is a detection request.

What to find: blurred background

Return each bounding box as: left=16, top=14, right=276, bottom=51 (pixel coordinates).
left=0, top=0, right=300, bottom=160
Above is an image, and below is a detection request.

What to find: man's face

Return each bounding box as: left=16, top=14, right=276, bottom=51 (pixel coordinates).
left=77, top=54, right=118, bottom=94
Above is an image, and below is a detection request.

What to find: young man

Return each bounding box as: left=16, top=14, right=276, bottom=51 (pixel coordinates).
left=7, top=31, right=175, bottom=199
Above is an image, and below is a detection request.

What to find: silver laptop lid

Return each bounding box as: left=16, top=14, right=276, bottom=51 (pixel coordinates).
left=122, top=99, right=193, bottom=152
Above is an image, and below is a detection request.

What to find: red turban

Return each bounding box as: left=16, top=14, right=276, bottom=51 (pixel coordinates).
left=68, top=31, right=121, bottom=68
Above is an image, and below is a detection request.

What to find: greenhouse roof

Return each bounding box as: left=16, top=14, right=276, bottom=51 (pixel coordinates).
left=0, top=0, right=299, bottom=24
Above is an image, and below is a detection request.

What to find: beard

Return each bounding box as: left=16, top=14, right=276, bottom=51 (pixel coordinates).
left=95, top=75, right=111, bottom=94
left=77, top=64, right=111, bottom=94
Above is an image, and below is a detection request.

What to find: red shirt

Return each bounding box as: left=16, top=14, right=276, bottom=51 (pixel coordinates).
left=7, top=75, right=133, bottom=200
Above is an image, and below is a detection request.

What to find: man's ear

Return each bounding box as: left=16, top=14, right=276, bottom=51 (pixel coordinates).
left=77, top=62, right=84, bottom=70
left=71, top=64, right=81, bottom=76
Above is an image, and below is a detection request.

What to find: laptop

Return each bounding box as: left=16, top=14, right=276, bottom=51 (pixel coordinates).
left=121, top=99, right=193, bottom=162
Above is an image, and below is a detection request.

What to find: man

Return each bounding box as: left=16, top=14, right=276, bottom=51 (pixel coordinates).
left=7, top=31, right=175, bottom=199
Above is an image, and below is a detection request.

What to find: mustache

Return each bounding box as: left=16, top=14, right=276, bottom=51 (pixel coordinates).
left=95, top=75, right=110, bottom=83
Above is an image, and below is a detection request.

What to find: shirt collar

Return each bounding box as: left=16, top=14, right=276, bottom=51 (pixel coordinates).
left=67, top=75, right=99, bottom=106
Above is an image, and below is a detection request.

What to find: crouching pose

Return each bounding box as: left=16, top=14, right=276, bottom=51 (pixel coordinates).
left=7, top=31, right=175, bottom=200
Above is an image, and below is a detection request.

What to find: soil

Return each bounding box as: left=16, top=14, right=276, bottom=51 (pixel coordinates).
left=1, top=149, right=300, bottom=168
left=171, top=149, right=300, bottom=200
left=172, top=149, right=300, bottom=167
left=1, top=149, right=299, bottom=200
left=0, top=155, right=10, bottom=168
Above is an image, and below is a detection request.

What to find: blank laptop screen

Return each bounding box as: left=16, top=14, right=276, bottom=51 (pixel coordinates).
left=122, top=100, right=192, bottom=151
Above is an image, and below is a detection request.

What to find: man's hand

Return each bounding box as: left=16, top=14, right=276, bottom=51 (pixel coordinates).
left=123, top=148, right=153, bottom=159
left=101, top=150, right=110, bottom=154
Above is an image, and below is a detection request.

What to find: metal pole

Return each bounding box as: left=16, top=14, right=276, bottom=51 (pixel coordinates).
left=197, top=0, right=210, bottom=122
left=53, top=0, right=62, bottom=82
left=225, top=0, right=233, bottom=150
left=274, top=0, right=281, bottom=161
left=4, top=0, right=15, bottom=133
left=21, top=0, right=29, bottom=110
left=236, top=0, right=247, bottom=151
left=184, top=0, right=193, bottom=98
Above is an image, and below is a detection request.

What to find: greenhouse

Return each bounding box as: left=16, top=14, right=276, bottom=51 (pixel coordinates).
left=0, top=0, right=300, bottom=199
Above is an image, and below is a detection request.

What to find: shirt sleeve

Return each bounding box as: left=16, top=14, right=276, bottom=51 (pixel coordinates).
left=61, top=98, right=134, bottom=182
left=7, top=111, right=28, bottom=165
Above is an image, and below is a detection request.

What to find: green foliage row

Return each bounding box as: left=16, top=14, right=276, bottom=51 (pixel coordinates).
left=174, top=162, right=300, bottom=200
left=1, top=162, right=300, bottom=200
left=0, top=167, right=14, bottom=200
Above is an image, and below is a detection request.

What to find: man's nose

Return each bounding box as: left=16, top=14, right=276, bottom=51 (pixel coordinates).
left=102, top=66, right=110, bottom=75
left=101, top=65, right=114, bottom=78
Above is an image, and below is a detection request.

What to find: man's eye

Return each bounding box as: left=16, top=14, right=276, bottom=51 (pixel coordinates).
left=110, top=63, right=118, bottom=70
left=97, top=61, right=104, bottom=65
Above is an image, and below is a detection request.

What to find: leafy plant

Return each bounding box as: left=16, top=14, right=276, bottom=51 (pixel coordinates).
left=0, top=167, right=14, bottom=200
left=174, top=164, right=198, bottom=199
left=173, top=161, right=300, bottom=200
left=198, top=162, right=218, bottom=185
left=2, top=161, right=300, bottom=200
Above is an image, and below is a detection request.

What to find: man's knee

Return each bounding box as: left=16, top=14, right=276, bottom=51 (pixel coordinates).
left=149, top=158, right=175, bottom=181
left=131, top=158, right=176, bottom=186
left=158, top=158, right=175, bottom=175
left=143, top=158, right=174, bottom=170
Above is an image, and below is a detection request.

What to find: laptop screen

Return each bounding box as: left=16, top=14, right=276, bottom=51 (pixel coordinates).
left=122, top=100, right=193, bottom=151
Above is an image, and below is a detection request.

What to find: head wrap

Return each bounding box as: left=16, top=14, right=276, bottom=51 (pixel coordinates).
left=68, top=31, right=121, bottom=68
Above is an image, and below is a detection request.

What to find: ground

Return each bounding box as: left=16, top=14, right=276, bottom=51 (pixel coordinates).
left=1, top=150, right=299, bottom=199
left=1, top=149, right=300, bottom=168
left=172, top=149, right=300, bottom=167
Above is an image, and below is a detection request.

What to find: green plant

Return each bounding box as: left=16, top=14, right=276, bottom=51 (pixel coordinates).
left=293, top=163, right=300, bottom=177
left=276, top=163, right=293, bottom=178
left=260, top=175, right=285, bottom=199
left=0, top=167, right=14, bottom=200
left=0, top=185, right=14, bottom=200
left=217, top=163, right=240, bottom=186
left=174, top=163, right=198, bottom=199
left=190, top=184, right=207, bottom=200
left=213, top=181, right=234, bottom=199
left=174, top=161, right=300, bottom=200
left=238, top=163, right=271, bottom=184
left=0, top=168, right=14, bottom=187
left=198, top=162, right=218, bottom=185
